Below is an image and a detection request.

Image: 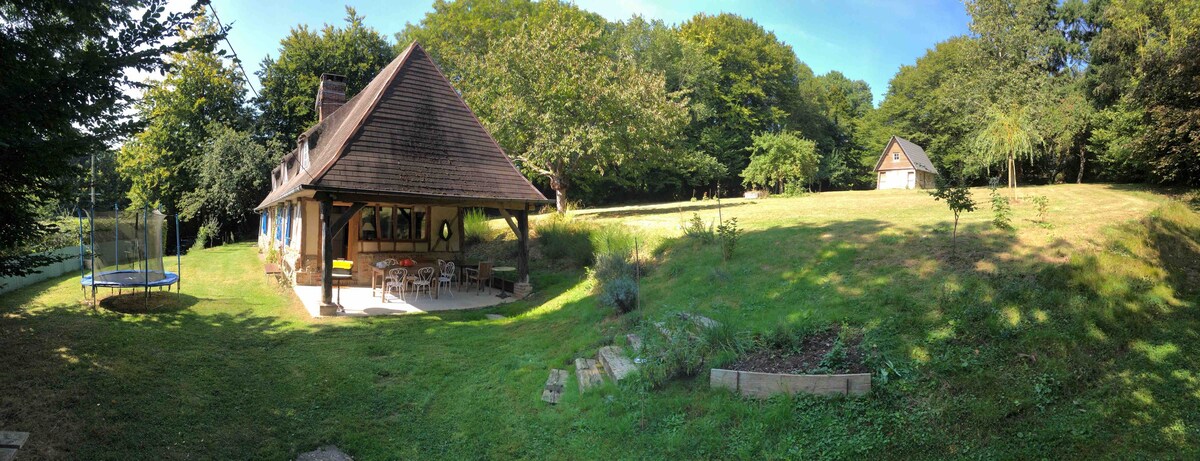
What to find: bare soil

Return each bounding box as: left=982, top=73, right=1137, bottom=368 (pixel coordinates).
left=728, top=327, right=870, bottom=374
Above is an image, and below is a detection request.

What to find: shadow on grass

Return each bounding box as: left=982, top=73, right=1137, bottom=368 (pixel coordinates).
left=573, top=200, right=752, bottom=220
left=641, top=202, right=1200, bottom=458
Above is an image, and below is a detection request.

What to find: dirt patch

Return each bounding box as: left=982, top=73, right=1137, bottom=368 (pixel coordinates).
left=729, top=327, right=870, bottom=375
left=97, top=291, right=193, bottom=314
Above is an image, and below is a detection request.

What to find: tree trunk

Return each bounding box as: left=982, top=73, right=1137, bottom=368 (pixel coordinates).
left=1008, top=154, right=1017, bottom=199
left=1077, top=146, right=1086, bottom=184
left=550, top=175, right=568, bottom=214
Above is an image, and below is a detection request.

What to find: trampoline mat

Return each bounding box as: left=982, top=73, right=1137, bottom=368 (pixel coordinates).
left=83, top=270, right=179, bottom=288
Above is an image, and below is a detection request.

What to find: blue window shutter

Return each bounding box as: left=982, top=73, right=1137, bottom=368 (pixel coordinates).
left=285, top=204, right=294, bottom=245
left=275, top=206, right=282, bottom=240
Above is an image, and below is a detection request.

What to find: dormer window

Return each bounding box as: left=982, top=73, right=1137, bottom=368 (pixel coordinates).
left=300, top=137, right=311, bottom=170
left=893, top=152, right=900, bottom=161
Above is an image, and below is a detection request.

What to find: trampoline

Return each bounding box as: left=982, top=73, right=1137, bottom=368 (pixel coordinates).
left=78, top=205, right=181, bottom=302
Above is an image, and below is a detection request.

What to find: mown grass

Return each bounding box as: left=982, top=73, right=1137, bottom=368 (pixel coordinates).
left=1, top=184, right=1197, bottom=459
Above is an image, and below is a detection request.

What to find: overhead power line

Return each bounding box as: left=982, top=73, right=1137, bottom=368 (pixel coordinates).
left=208, top=3, right=260, bottom=99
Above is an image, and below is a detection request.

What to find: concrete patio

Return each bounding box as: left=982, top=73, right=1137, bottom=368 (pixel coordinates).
left=293, top=284, right=513, bottom=317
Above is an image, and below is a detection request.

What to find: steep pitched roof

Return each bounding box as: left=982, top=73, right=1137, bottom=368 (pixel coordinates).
left=873, top=136, right=938, bottom=174
left=256, top=42, right=547, bottom=210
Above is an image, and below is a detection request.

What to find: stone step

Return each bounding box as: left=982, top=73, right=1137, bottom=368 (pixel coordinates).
left=541, top=368, right=567, bottom=404
left=678, top=312, right=718, bottom=329
left=597, top=346, right=637, bottom=382
left=574, top=358, right=605, bottom=392
left=484, top=314, right=505, bottom=320
left=0, top=432, right=27, bottom=449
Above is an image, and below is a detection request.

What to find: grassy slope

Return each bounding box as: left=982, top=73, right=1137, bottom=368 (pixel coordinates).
left=1, top=184, right=1197, bottom=459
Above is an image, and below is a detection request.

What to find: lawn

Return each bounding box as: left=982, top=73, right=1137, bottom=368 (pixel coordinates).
left=2, top=184, right=1198, bottom=459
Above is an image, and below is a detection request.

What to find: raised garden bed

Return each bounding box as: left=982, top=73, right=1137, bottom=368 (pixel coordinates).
left=711, top=327, right=871, bottom=398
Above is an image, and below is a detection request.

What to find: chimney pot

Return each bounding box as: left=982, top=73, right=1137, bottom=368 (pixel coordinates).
left=316, top=73, right=347, bottom=121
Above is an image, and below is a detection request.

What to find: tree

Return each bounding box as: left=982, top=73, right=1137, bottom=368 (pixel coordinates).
left=458, top=10, right=688, bottom=213
left=0, top=0, right=216, bottom=278
left=179, top=124, right=279, bottom=241
left=256, top=7, right=393, bottom=147
left=677, top=14, right=805, bottom=189
left=117, top=11, right=250, bottom=214
left=740, top=132, right=820, bottom=194
left=973, top=104, right=1042, bottom=197
left=928, top=175, right=978, bottom=257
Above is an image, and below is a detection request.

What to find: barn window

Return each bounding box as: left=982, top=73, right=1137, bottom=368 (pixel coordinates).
left=893, top=152, right=900, bottom=161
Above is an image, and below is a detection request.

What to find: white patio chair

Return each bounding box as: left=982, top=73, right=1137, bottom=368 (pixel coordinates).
left=438, top=261, right=456, bottom=297
left=412, top=266, right=435, bottom=300
left=384, top=267, right=407, bottom=302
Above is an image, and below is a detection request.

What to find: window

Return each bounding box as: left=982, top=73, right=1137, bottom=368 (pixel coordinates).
left=892, top=152, right=900, bottom=161
left=285, top=204, right=294, bottom=245
left=360, top=206, right=429, bottom=241
left=274, top=206, right=283, bottom=241
left=378, top=207, right=393, bottom=240
left=300, top=137, right=311, bottom=170
left=360, top=206, right=378, bottom=241
left=260, top=213, right=268, bottom=235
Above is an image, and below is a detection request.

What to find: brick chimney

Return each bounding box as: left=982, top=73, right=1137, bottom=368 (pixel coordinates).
left=315, top=73, right=347, bottom=121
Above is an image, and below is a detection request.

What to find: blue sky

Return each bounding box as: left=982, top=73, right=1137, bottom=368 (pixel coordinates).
left=201, top=0, right=972, bottom=105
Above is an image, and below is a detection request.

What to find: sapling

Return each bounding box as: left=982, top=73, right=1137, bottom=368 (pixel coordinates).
left=929, top=176, right=977, bottom=257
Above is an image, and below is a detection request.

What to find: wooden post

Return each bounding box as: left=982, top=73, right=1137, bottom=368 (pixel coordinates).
left=319, top=197, right=366, bottom=314
left=516, top=205, right=529, bottom=284
left=320, top=198, right=335, bottom=311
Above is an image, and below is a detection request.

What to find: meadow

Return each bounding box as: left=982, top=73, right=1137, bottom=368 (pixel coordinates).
left=2, top=184, right=1197, bottom=459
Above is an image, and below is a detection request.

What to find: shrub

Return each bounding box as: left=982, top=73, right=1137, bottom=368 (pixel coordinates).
left=591, top=223, right=636, bottom=256
left=592, top=250, right=635, bottom=282
left=988, top=177, right=1013, bottom=230
left=462, top=208, right=490, bottom=244
left=1032, top=195, right=1050, bottom=223
left=599, top=276, right=638, bottom=314
left=717, top=217, right=740, bottom=260
left=535, top=216, right=594, bottom=266
left=193, top=217, right=219, bottom=251
left=681, top=212, right=715, bottom=243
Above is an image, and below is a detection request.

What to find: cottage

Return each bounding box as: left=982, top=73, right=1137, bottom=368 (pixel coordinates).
left=874, top=136, right=937, bottom=190
left=255, top=42, right=549, bottom=315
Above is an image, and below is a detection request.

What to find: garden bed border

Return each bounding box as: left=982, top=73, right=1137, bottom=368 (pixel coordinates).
left=710, top=368, right=870, bottom=398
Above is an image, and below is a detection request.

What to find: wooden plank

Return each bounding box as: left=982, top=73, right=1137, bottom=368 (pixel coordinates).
left=0, top=432, right=28, bottom=449
left=710, top=368, right=739, bottom=392
left=0, top=448, right=16, bottom=461
left=597, top=346, right=637, bottom=382
left=731, top=371, right=872, bottom=398
left=575, top=358, right=604, bottom=392
left=541, top=368, right=567, bottom=404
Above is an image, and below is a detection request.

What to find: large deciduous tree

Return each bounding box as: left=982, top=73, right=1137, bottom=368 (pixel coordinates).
left=740, top=132, right=820, bottom=194
left=256, top=7, right=393, bottom=147
left=117, top=11, right=249, bottom=214
left=0, top=0, right=215, bottom=279
left=179, top=124, right=278, bottom=241
left=973, top=104, right=1043, bottom=197
left=677, top=13, right=803, bottom=189
left=458, top=11, right=688, bottom=213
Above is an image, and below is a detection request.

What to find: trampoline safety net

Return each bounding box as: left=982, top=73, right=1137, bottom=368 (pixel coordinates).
left=82, top=208, right=176, bottom=288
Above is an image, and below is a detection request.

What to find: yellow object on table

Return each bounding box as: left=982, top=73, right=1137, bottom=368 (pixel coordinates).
left=332, top=259, right=353, bottom=270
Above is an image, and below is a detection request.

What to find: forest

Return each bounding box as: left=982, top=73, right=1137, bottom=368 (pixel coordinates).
left=2, top=0, right=1199, bottom=274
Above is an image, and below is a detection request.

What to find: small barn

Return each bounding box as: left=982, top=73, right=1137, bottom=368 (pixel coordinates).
left=874, top=136, right=937, bottom=190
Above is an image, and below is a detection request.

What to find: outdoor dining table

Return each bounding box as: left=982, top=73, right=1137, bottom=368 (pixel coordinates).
left=370, top=262, right=449, bottom=301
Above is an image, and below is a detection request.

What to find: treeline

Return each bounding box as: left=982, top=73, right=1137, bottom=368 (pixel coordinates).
left=7, top=0, right=1199, bottom=268
left=880, top=0, right=1200, bottom=188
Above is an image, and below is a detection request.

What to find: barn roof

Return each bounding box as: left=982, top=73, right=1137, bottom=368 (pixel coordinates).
left=874, top=136, right=938, bottom=174
left=256, top=42, right=548, bottom=210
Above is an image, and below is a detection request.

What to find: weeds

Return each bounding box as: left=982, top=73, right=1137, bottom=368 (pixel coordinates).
left=717, top=217, right=741, bottom=261
left=680, top=212, right=715, bottom=243
left=989, top=177, right=1013, bottom=230
left=462, top=208, right=490, bottom=244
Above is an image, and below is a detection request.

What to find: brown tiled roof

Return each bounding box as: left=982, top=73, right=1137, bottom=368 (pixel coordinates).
left=256, top=42, right=547, bottom=210
left=873, top=136, right=938, bottom=174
